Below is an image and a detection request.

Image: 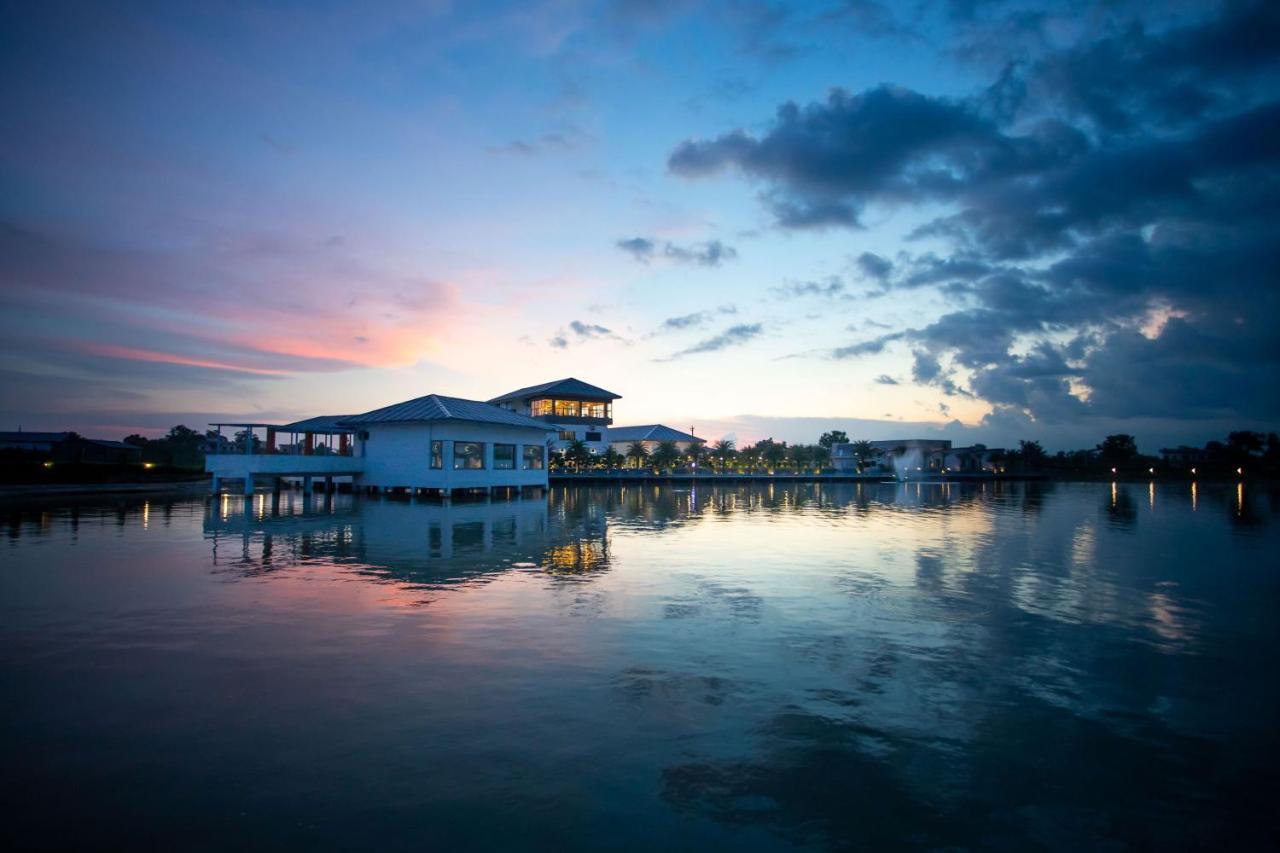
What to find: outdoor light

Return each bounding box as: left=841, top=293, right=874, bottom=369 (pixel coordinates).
left=1191, top=467, right=1197, bottom=475
left=1237, top=467, right=1243, bottom=476
left=143, top=462, right=155, bottom=469
left=1149, top=467, right=1155, bottom=475
left=1111, top=467, right=1117, bottom=475
left=42, top=461, right=53, bottom=468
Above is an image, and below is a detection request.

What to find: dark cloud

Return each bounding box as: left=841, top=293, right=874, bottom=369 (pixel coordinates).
left=669, top=0, right=1280, bottom=428
left=873, top=374, right=899, bottom=385
left=854, top=251, right=892, bottom=283
left=616, top=236, right=739, bottom=266
left=656, top=304, right=737, bottom=333
left=663, top=322, right=763, bottom=360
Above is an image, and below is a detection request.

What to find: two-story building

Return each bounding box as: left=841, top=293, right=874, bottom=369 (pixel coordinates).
left=488, top=378, right=621, bottom=453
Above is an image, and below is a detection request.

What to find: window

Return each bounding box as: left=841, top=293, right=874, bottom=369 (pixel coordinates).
left=453, top=441, right=485, bottom=469
left=585, top=431, right=602, bottom=442
left=554, top=399, right=579, bottom=417
left=582, top=401, right=606, bottom=419
left=430, top=440, right=443, bottom=469
left=530, top=399, right=553, bottom=417
left=558, top=430, right=576, bottom=441
left=523, top=444, right=545, bottom=470
left=494, top=443, right=515, bottom=470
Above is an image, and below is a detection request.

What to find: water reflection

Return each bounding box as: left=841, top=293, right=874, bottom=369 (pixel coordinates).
left=4, top=482, right=1280, bottom=850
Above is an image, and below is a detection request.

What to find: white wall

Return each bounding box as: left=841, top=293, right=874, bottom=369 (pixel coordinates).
left=359, top=422, right=551, bottom=490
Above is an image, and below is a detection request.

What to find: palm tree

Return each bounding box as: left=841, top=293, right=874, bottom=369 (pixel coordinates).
left=651, top=440, right=680, bottom=471
left=564, top=439, right=591, bottom=471
left=713, top=439, right=735, bottom=472
left=601, top=446, right=624, bottom=470
left=685, top=441, right=703, bottom=469
left=850, top=439, right=875, bottom=472
left=626, top=441, right=649, bottom=469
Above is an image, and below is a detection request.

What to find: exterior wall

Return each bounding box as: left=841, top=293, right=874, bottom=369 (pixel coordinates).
left=359, top=422, right=550, bottom=490
left=547, top=423, right=609, bottom=454
left=606, top=438, right=699, bottom=455
left=207, top=453, right=364, bottom=480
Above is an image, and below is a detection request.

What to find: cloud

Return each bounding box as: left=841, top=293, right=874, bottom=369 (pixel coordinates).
left=663, top=322, right=763, bottom=360
left=549, top=319, right=627, bottom=348
left=616, top=236, right=739, bottom=267
left=488, top=127, right=593, bottom=156
left=771, top=277, right=846, bottom=299
left=665, top=0, right=1280, bottom=426
left=873, top=374, right=899, bottom=385
left=854, top=252, right=892, bottom=283
left=656, top=304, right=738, bottom=333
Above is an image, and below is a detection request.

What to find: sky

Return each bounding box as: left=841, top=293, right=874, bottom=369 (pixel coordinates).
left=2, top=0, right=1277, bottom=452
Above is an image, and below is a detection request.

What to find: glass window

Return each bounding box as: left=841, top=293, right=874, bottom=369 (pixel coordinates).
left=530, top=399, right=553, bottom=417
left=493, top=443, right=515, bottom=470
left=558, top=430, right=576, bottom=441
left=523, top=444, right=545, bottom=470
left=585, top=431, right=602, bottom=442
left=453, top=441, right=485, bottom=469
left=554, top=399, right=579, bottom=417
left=430, top=440, right=443, bottom=469
left=582, top=401, right=606, bottom=419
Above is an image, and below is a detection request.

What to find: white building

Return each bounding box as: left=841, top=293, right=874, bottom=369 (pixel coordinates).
left=207, top=393, right=552, bottom=496
left=488, top=377, right=706, bottom=459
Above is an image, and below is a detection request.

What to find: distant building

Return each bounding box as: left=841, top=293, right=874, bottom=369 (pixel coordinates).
left=830, top=439, right=1003, bottom=474
left=0, top=431, right=72, bottom=453
left=54, top=438, right=143, bottom=465
left=1160, top=446, right=1208, bottom=467
left=606, top=424, right=704, bottom=455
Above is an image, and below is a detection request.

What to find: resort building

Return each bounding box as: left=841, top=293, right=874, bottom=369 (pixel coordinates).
left=606, top=424, right=703, bottom=455
left=207, top=393, right=552, bottom=496
left=488, top=377, right=705, bottom=459
left=488, top=378, right=619, bottom=453
left=830, top=439, right=1004, bottom=474
left=1160, top=446, right=1208, bottom=468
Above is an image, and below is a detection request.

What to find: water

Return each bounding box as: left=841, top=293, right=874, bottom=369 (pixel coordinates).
left=3, top=481, right=1278, bottom=851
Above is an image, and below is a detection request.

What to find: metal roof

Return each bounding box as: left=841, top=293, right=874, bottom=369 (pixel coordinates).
left=607, top=424, right=705, bottom=444
left=279, top=415, right=357, bottom=433
left=341, top=394, right=555, bottom=430
left=0, top=431, right=72, bottom=443
left=488, top=377, right=622, bottom=404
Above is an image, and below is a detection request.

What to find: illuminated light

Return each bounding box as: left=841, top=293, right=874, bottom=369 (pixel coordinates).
left=1111, top=467, right=1117, bottom=475
left=1191, top=481, right=1197, bottom=511
left=1237, top=467, right=1244, bottom=476
left=1149, top=467, right=1155, bottom=475
left=143, top=462, right=155, bottom=469
left=42, top=461, right=53, bottom=468
left=1190, top=467, right=1196, bottom=476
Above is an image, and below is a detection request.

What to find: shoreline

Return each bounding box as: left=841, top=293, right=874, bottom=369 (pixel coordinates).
left=0, top=479, right=210, bottom=500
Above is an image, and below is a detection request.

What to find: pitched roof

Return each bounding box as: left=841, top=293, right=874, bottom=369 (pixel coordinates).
left=341, top=394, right=554, bottom=430
left=0, top=431, right=71, bottom=443
left=280, top=415, right=357, bottom=433
left=608, top=424, right=705, bottom=444
left=488, top=377, right=621, bottom=404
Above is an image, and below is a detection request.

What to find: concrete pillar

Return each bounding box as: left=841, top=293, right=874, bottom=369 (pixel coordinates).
left=324, top=476, right=333, bottom=494
left=272, top=477, right=282, bottom=494
left=243, top=475, right=254, bottom=496
left=440, top=488, right=452, bottom=500
left=210, top=475, right=220, bottom=495
left=303, top=475, right=313, bottom=493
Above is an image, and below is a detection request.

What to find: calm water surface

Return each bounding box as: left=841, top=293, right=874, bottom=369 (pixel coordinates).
left=3, top=482, right=1278, bottom=851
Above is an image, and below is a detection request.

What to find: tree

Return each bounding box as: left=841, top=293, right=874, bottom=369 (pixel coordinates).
left=685, top=441, right=703, bottom=468
left=564, top=439, right=591, bottom=471
left=626, top=441, right=649, bottom=469
left=757, top=438, right=788, bottom=469
left=1019, top=440, right=1046, bottom=469
left=601, top=447, right=624, bottom=469
left=818, top=430, right=849, bottom=449
left=850, top=440, right=875, bottom=471
left=1097, top=434, right=1138, bottom=466
left=651, top=440, right=680, bottom=471
left=122, top=434, right=149, bottom=448
left=713, top=439, right=735, bottom=471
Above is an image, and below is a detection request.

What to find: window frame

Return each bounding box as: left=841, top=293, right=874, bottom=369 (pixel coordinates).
left=452, top=441, right=486, bottom=470
left=522, top=444, right=545, bottom=470
left=430, top=440, right=443, bottom=469
left=493, top=443, right=516, bottom=470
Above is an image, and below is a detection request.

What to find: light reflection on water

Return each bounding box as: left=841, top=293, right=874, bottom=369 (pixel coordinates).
left=3, top=481, right=1279, bottom=850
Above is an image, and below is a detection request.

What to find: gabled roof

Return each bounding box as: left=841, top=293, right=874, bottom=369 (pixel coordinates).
left=488, top=377, right=621, bottom=404
left=341, top=394, right=554, bottom=431
left=608, top=424, right=705, bottom=444
left=0, top=431, right=71, bottom=443
left=280, top=415, right=357, bottom=433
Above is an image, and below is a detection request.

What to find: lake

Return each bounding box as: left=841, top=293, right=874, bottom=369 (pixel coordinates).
left=3, top=481, right=1278, bottom=850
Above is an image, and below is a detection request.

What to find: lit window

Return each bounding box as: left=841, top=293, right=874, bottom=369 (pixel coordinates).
left=559, top=430, right=576, bottom=441
left=582, top=401, right=606, bottom=419
left=430, top=440, right=443, bottom=469
left=494, top=443, right=515, bottom=470
left=554, top=400, right=579, bottom=417
left=530, top=399, right=553, bottom=417
left=523, top=445, right=545, bottom=470
left=453, top=441, right=485, bottom=469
